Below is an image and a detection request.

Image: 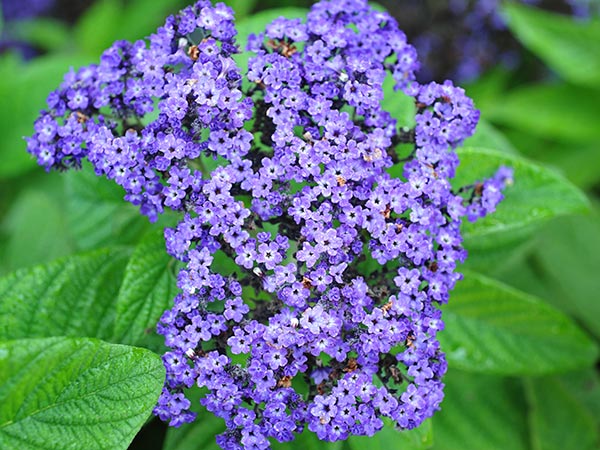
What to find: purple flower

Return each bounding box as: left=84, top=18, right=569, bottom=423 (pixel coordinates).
left=26, top=1, right=512, bottom=448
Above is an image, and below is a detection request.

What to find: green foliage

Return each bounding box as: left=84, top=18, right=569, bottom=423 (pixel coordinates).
left=431, top=370, right=529, bottom=450
left=524, top=376, right=599, bottom=450
left=461, top=120, right=518, bottom=155
left=440, top=271, right=598, bottom=375
left=64, top=168, right=152, bottom=251
left=455, top=147, right=589, bottom=270
left=481, top=83, right=600, bottom=143
left=74, top=0, right=187, bottom=57
left=0, top=175, right=73, bottom=274
left=162, top=413, right=224, bottom=450
left=7, top=18, right=70, bottom=52
left=2, top=1, right=600, bottom=449
left=347, top=420, right=433, bottom=450
left=114, top=229, right=178, bottom=351
left=496, top=204, right=600, bottom=340
left=0, top=248, right=130, bottom=341
left=504, top=2, right=600, bottom=88
left=0, top=337, right=164, bottom=450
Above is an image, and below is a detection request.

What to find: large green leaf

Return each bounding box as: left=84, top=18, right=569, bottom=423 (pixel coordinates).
left=65, top=168, right=152, bottom=251
left=524, top=377, right=598, bottom=450
left=431, top=370, right=529, bottom=450
left=455, top=147, right=589, bottom=267
left=0, top=337, right=164, bottom=450
left=482, top=83, right=600, bottom=143
left=496, top=204, right=600, bottom=340
left=440, top=271, right=598, bottom=375
left=503, top=3, right=600, bottom=87
left=114, top=229, right=178, bottom=350
left=0, top=248, right=130, bottom=341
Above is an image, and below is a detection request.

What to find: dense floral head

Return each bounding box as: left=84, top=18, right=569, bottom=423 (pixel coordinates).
left=26, top=1, right=512, bottom=449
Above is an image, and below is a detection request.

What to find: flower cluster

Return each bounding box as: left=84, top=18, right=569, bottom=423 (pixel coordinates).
left=27, top=1, right=512, bottom=449
left=387, top=0, right=599, bottom=81
left=26, top=1, right=250, bottom=222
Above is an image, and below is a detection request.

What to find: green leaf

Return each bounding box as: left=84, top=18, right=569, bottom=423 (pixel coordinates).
left=114, top=229, right=178, bottom=350
left=0, top=337, right=164, bottom=450
left=501, top=128, right=600, bottom=189
left=440, top=271, right=598, bottom=375
left=65, top=168, right=152, bottom=251
left=0, top=175, right=73, bottom=274
left=382, top=76, right=415, bottom=128
left=482, top=83, right=600, bottom=143
left=74, top=0, right=123, bottom=56
left=464, top=67, right=512, bottom=113
left=162, top=412, right=224, bottom=450
left=558, top=369, right=600, bottom=420
left=461, top=120, right=518, bottom=155
left=503, top=3, right=600, bottom=87
left=496, top=204, right=600, bottom=340
left=431, top=370, right=529, bottom=450
left=524, top=377, right=599, bottom=450
left=0, top=248, right=130, bottom=341
left=455, top=147, right=589, bottom=267
left=347, top=419, right=433, bottom=450
left=74, top=0, right=185, bottom=57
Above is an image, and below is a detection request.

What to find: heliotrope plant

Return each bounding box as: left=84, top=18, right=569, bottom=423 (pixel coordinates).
left=26, top=0, right=511, bottom=448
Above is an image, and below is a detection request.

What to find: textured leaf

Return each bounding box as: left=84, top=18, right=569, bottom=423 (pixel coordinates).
left=525, top=377, right=598, bottom=450
left=114, top=229, right=178, bottom=350
left=440, top=271, right=598, bottom=375
left=0, top=337, right=164, bottom=450
left=504, top=3, right=600, bottom=87
left=0, top=248, right=130, bottom=341
left=65, top=168, right=151, bottom=251
left=455, top=147, right=589, bottom=265
left=482, top=83, right=600, bottom=143
left=431, top=370, right=529, bottom=450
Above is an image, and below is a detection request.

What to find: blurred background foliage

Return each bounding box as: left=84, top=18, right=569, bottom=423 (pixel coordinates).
left=0, top=0, right=599, bottom=449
